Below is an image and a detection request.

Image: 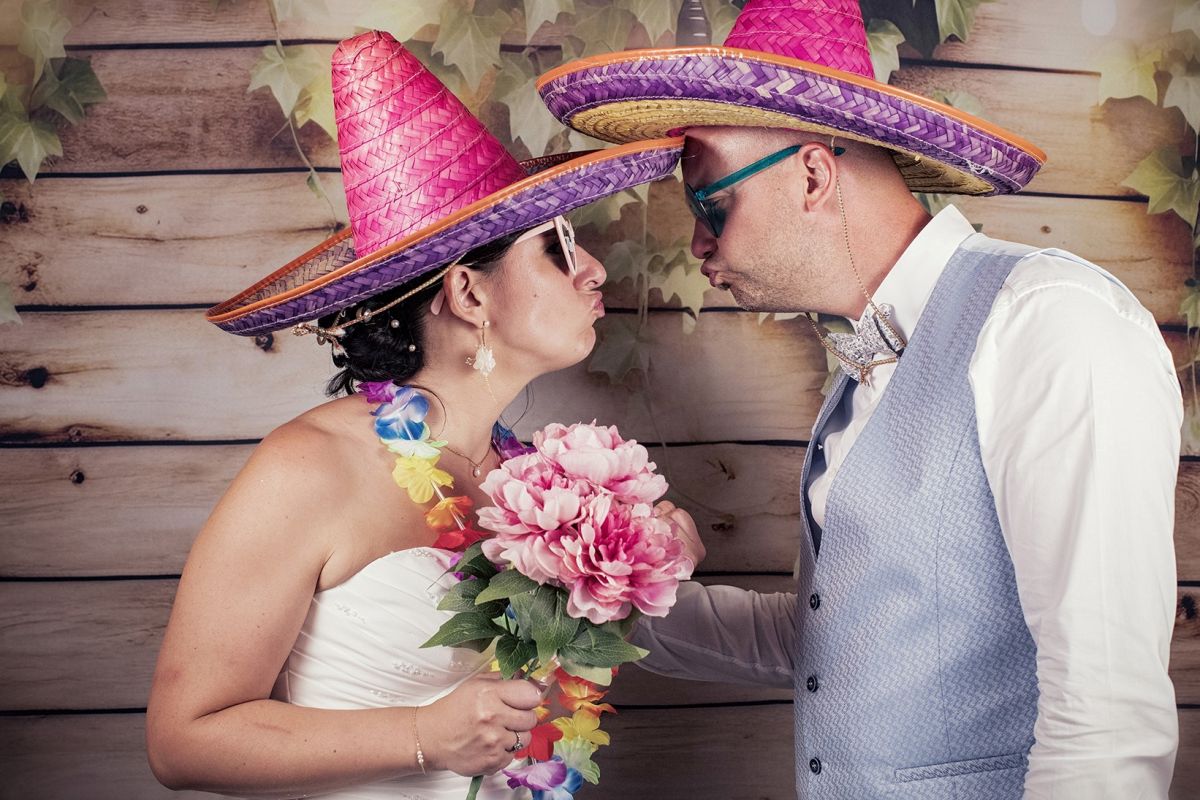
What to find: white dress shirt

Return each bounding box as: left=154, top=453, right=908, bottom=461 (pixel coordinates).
left=807, top=205, right=1182, bottom=798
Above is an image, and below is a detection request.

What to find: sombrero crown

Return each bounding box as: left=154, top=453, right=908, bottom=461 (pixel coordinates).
left=537, top=0, right=1044, bottom=196
left=207, top=31, right=682, bottom=336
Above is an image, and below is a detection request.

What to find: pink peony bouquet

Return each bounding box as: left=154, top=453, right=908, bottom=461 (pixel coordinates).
left=422, top=421, right=694, bottom=800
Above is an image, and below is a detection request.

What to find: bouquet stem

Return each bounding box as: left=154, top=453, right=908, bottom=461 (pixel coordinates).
left=466, top=774, right=483, bottom=800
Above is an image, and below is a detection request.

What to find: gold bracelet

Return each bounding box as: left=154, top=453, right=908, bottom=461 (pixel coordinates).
left=412, top=706, right=427, bottom=774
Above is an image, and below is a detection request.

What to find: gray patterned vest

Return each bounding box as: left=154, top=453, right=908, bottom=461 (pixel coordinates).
left=794, top=235, right=1040, bottom=799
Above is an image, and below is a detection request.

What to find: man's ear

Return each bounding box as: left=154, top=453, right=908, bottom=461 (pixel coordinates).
left=796, top=142, right=839, bottom=213
left=440, top=265, right=490, bottom=326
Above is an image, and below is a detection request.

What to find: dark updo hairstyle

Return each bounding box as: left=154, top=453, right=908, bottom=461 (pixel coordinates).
left=323, top=231, right=522, bottom=397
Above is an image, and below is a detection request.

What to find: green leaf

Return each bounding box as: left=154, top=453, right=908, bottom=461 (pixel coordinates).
left=293, top=70, right=336, bottom=141
left=1174, top=0, right=1200, bottom=41
left=1096, top=40, right=1160, bottom=105
left=1122, top=147, right=1200, bottom=227
left=524, top=0, right=575, bottom=41
left=532, top=589, right=581, bottom=664
left=432, top=7, right=510, bottom=89
left=494, top=52, right=562, bottom=157
left=915, top=191, right=953, bottom=216
left=648, top=254, right=709, bottom=334
left=569, top=2, right=637, bottom=58
left=19, top=0, right=71, bottom=85
left=1182, top=280, right=1200, bottom=331
left=558, top=624, right=648, bottom=668
left=496, top=633, right=538, bottom=677
left=439, top=577, right=508, bottom=617
left=457, top=549, right=500, bottom=581
left=29, top=58, right=106, bottom=126
left=588, top=315, right=653, bottom=383
left=1164, top=65, right=1200, bottom=132
left=927, top=88, right=984, bottom=117
left=866, top=18, right=905, bottom=84
left=570, top=187, right=641, bottom=233
left=271, top=0, right=328, bottom=20
left=859, top=0, right=941, bottom=59
left=0, top=106, right=62, bottom=182
left=700, top=0, right=739, bottom=43
left=248, top=45, right=325, bottom=120
left=616, top=0, right=684, bottom=43
left=355, top=2, right=444, bottom=42
left=421, top=610, right=506, bottom=649
left=0, top=282, right=23, bottom=326
left=557, top=655, right=615, bottom=685
left=475, top=568, right=540, bottom=604
left=598, top=609, right=641, bottom=639
left=934, top=0, right=990, bottom=42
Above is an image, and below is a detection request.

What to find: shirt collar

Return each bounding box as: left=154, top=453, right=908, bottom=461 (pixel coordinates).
left=851, top=205, right=977, bottom=339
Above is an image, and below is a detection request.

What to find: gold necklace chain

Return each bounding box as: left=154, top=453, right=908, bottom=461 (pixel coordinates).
left=442, top=441, right=494, bottom=477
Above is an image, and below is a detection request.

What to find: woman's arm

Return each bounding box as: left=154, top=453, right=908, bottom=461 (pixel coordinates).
left=145, top=422, right=539, bottom=796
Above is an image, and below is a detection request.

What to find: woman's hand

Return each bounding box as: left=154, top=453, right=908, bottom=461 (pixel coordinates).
left=420, top=672, right=542, bottom=776
left=655, top=499, right=705, bottom=569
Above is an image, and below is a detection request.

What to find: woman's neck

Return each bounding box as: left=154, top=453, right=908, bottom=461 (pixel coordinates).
left=402, top=362, right=526, bottom=463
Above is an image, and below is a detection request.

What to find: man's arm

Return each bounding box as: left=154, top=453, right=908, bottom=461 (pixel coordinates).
left=972, top=256, right=1181, bottom=798
left=630, top=582, right=797, bottom=689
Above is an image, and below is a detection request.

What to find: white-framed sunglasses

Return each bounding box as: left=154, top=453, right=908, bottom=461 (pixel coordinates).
left=430, top=215, right=578, bottom=316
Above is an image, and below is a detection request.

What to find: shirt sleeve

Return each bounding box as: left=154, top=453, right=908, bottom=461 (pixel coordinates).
left=629, top=582, right=797, bottom=689
left=970, top=256, right=1182, bottom=799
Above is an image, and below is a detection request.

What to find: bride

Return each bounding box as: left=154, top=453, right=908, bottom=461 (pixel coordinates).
left=145, top=30, right=699, bottom=799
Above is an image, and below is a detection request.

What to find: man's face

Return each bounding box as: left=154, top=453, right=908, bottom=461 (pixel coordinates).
left=681, top=127, right=838, bottom=314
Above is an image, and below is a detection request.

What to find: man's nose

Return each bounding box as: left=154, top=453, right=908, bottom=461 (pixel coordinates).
left=691, top=218, right=716, bottom=261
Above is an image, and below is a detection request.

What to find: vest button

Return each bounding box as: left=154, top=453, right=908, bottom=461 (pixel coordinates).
left=810, top=758, right=822, bottom=775
left=806, top=675, right=819, bottom=692
left=809, top=593, right=820, bottom=610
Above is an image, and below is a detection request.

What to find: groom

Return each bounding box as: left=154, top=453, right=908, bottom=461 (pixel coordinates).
left=537, top=1, right=1183, bottom=797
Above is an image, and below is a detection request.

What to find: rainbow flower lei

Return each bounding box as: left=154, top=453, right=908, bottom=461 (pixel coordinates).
left=360, top=381, right=634, bottom=800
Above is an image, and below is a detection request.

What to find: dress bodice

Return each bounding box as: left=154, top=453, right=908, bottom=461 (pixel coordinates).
left=272, top=547, right=522, bottom=799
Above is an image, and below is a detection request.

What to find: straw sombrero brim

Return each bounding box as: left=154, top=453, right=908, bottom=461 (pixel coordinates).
left=206, top=138, right=683, bottom=335
left=537, top=47, right=1046, bottom=196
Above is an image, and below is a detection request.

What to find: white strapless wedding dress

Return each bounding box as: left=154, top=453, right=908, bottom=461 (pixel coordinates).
left=271, top=546, right=525, bottom=799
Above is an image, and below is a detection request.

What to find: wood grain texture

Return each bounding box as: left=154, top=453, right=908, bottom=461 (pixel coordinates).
left=2, top=444, right=1197, bottom=580
left=1, top=578, right=1195, bottom=711
left=32, top=46, right=1171, bottom=201
left=2, top=176, right=1190, bottom=327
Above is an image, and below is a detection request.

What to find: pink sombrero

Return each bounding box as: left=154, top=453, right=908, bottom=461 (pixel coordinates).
left=536, top=0, right=1045, bottom=196
left=207, top=31, right=683, bottom=336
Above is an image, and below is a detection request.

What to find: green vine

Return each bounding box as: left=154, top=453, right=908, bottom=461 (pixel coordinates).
left=1095, top=1, right=1200, bottom=453
left=0, top=0, right=108, bottom=325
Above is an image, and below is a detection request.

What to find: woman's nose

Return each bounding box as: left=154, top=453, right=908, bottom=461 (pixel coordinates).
left=576, top=246, right=607, bottom=289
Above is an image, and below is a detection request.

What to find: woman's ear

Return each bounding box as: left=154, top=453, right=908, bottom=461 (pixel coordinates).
left=797, top=142, right=838, bottom=213
left=440, top=264, right=491, bottom=326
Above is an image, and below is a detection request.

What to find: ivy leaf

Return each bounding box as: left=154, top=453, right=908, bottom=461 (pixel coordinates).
left=1121, top=146, right=1200, bottom=226
left=355, top=3, right=444, bottom=42
left=558, top=625, right=648, bottom=668
left=700, top=0, right=740, bottom=43
left=1173, top=0, right=1200, bottom=41
left=293, top=70, right=336, bottom=141
left=29, top=58, right=107, bottom=126
left=928, top=88, right=984, bottom=117
left=496, top=634, right=538, bottom=678
left=617, top=0, right=684, bottom=43
left=474, top=568, right=540, bottom=604
left=935, top=0, right=990, bottom=43
left=0, top=101, right=62, bottom=182
left=0, top=282, right=22, bottom=326
left=271, top=0, right=327, bottom=20
left=433, top=8, right=510, bottom=89
left=494, top=53, right=562, bottom=157
left=524, top=0, right=575, bottom=41
left=1096, top=40, right=1161, bottom=105
left=588, top=316, right=653, bottom=383
left=569, top=2, right=637, bottom=58
left=19, top=0, right=71, bottom=85
left=248, top=45, right=325, bottom=120
left=757, top=312, right=802, bottom=324
left=859, top=0, right=941, bottom=59
left=915, top=191, right=953, bottom=216
left=648, top=253, right=709, bottom=334
left=570, top=188, right=641, bottom=233
left=1164, top=66, right=1200, bottom=132
left=420, top=610, right=506, bottom=650
left=866, top=18, right=905, bottom=84
left=1182, top=279, right=1200, bottom=332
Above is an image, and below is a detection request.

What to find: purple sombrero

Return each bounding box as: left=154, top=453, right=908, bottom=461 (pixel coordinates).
left=536, top=0, right=1045, bottom=196
left=207, top=31, right=683, bottom=336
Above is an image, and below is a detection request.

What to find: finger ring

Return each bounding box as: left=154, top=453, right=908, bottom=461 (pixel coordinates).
left=505, top=731, right=524, bottom=753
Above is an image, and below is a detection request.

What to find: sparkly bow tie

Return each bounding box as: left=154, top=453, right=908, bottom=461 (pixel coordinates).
left=823, top=303, right=906, bottom=383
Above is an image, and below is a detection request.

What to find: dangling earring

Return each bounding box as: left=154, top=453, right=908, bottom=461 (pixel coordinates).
left=466, top=321, right=495, bottom=377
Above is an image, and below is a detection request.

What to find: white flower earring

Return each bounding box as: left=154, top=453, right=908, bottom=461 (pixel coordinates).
left=467, top=320, right=496, bottom=377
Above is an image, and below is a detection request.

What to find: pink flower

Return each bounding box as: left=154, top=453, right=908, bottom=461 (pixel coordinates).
left=534, top=423, right=667, bottom=505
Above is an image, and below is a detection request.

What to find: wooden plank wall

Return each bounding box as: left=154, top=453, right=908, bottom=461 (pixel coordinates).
left=0, top=1, right=1196, bottom=797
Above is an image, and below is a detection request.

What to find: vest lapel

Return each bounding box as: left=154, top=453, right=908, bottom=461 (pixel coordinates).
left=799, top=372, right=851, bottom=559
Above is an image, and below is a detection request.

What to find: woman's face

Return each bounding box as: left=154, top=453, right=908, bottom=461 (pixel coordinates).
left=486, top=227, right=607, bottom=376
